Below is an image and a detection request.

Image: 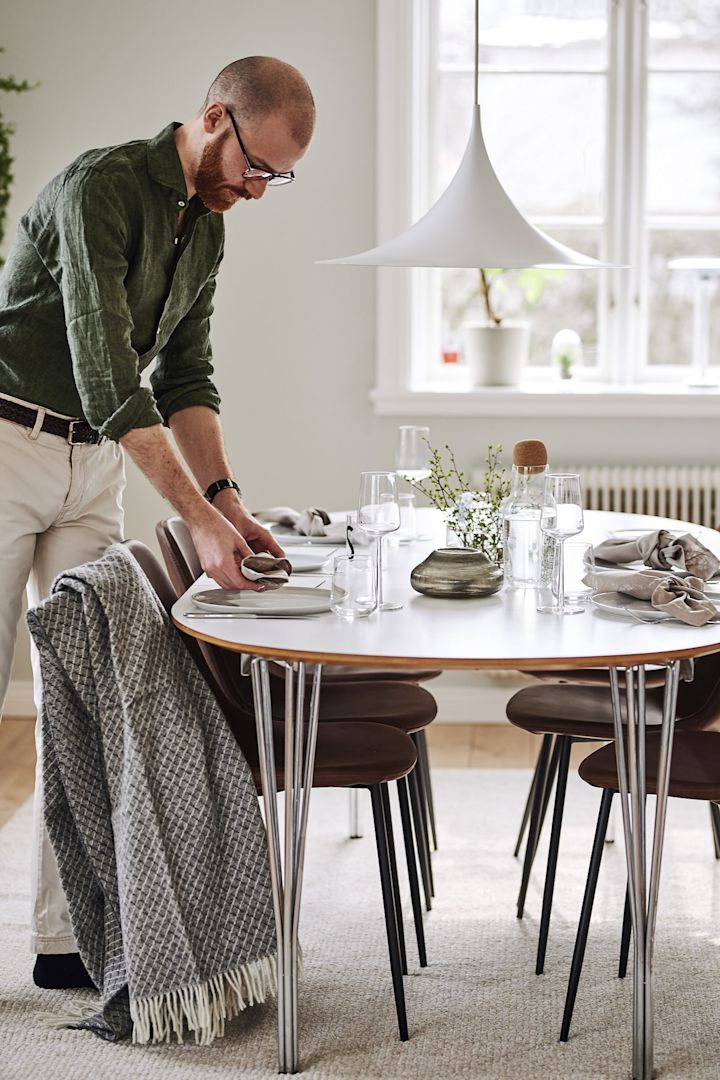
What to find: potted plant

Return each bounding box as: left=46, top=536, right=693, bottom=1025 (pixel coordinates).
left=457, top=268, right=562, bottom=387
left=0, top=50, right=37, bottom=264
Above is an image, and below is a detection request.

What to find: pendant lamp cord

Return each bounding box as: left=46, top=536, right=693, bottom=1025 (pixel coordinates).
left=474, top=0, right=480, bottom=105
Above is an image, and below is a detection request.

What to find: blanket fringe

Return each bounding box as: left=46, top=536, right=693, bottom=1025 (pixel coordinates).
left=37, top=999, right=100, bottom=1029
left=130, top=952, right=278, bottom=1046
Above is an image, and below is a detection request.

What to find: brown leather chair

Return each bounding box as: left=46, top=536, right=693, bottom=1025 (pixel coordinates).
left=156, top=515, right=440, bottom=894
left=506, top=656, right=720, bottom=976
left=126, top=539, right=424, bottom=1041
left=560, top=730, right=720, bottom=1042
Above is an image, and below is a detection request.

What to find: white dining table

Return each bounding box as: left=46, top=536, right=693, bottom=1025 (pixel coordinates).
left=172, top=509, right=720, bottom=1078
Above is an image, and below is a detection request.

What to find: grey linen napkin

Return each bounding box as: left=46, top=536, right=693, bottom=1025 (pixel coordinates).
left=585, top=567, right=718, bottom=626
left=241, top=552, right=291, bottom=589
left=593, top=530, right=720, bottom=581
left=254, top=506, right=367, bottom=544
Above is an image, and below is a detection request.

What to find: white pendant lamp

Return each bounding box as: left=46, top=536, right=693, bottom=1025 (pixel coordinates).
left=323, top=2, right=613, bottom=271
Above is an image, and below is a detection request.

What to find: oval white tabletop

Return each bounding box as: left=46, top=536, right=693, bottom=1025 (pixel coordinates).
left=171, top=510, right=720, bottom=670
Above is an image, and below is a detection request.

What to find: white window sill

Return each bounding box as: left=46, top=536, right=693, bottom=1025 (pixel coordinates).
left=371, top=382, right=720, bottom=419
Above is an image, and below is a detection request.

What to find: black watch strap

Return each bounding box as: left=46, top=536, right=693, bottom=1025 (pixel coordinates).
left=204, top=478, right=242, bottom=504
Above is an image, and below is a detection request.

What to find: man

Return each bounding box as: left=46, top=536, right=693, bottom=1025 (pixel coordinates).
left=0, top=56, right=315, bottom=988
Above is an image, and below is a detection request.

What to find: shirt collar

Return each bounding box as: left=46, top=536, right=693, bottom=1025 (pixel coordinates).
left=147, top=122, right=212, bottom=216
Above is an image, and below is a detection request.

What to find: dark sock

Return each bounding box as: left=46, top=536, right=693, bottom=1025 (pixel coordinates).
left=33, top=952, right=96, bottom=990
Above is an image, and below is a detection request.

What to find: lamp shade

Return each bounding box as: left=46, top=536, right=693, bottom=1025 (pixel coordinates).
left=322, top=105, right=613, bottom=270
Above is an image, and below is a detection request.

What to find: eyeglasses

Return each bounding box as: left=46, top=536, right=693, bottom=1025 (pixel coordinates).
left=226, top=108, right=295, bottom=187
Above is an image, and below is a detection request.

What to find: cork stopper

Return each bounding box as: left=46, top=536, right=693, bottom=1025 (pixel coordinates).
left=512, top=439, right=548, bottom=468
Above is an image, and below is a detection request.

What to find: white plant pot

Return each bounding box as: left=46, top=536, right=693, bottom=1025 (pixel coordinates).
left=463, top=321, right=530, bottom=387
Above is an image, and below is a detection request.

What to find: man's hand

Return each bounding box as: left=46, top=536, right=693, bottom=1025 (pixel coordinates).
left=189, top=511, right=266, bottom=591
left=212, top=489, right=287, bottom=559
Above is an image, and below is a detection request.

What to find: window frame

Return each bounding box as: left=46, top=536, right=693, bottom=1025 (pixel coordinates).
left=372, top=0, right=720, bottom=416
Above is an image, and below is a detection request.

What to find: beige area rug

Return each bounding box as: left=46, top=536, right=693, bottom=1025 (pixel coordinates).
left=2, top=769, right=720, bottom=1080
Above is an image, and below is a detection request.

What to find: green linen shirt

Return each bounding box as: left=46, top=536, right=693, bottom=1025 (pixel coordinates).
left=0, top=123, right=224, bottom=441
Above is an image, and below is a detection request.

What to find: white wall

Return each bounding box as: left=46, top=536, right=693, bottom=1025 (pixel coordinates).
left=4, top=0, right=719, bottom=689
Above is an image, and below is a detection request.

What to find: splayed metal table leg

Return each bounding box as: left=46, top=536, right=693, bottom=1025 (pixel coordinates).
left=251, top=658, right=323, bottom=1074
left=609, top=662, right=680, bottom=1080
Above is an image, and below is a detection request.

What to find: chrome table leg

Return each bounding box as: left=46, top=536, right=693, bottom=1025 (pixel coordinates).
left=609, top=661, right=680, bottom=1080
left=251, top=657, right=323, bottom=1074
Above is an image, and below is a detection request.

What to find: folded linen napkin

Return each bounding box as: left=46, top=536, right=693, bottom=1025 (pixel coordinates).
left=584, top=567, right=718, bottom=626
left=254, top=506, right=368, bottom=544
left=241, top=551, right=291, bottom=589
left=593, top=530, right=719, bottom=581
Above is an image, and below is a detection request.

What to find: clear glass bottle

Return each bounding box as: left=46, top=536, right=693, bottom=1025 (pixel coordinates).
left=502, top=440, right=549, bottom=588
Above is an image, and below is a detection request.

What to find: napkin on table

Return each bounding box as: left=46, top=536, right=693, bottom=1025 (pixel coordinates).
left=584, top=567, right=718, bottom=626
left=254, top=506, right=368, bottom=544
left=241, top=552, right=291, bottom=589
left=593, top=530, right=719, bottom=581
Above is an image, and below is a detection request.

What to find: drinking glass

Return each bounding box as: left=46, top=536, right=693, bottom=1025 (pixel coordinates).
left=538, top=473, right=584, bottom=615
left=330, top=554, right=377, bottom=618
left=392, top=493, right=417, bottom=544
left=358, top=471, right=402, bottom=611
left=395, top=425, right=431, bottom=540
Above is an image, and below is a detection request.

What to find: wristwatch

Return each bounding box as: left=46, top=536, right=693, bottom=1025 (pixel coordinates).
left=204, top=478, right=242, bottom=504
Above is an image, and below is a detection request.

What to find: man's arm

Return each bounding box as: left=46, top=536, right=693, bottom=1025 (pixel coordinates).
left=119, top=424, right=265, bottom=590
left=168, top=405, right=285, bottom=558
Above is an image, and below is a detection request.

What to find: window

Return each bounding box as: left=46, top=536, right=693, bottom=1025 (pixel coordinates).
left=373, top=0, right=720, bottom=413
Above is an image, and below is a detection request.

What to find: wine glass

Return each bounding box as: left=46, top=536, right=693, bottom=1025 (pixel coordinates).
left=358, top=471, right=402, bottom=611
left=538, top=473, right=584, bottom=615
left=395, top=426, right=431, bottom=540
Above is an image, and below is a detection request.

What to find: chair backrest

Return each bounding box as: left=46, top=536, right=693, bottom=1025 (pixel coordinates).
left=124, top=539, right=257, bottom=757
left=156, top=516, right=201, bottom=593
left=154, top=521, right=256, bottom=715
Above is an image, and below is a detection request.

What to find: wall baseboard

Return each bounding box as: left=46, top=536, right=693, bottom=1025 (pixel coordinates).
left=2, top=674, right=535, bottom=725
left=2, top=679, right=35, bottom=718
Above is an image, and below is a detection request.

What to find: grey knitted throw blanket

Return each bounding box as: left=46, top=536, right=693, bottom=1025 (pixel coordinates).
left=26, top=545, right=276, bottom=1045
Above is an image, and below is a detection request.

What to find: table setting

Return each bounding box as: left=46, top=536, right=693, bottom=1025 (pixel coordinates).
left=170, top=429, right=720, bottom=1079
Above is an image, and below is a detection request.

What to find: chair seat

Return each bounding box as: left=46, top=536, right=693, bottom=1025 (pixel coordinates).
left=579, top=731, right=720, bottom=801
left=523, top=668, right=667, bottom=688
left=244, top=720, right=418, bottom=791
left=235, top=677, right=438, bottom=734
left=506, top=683, right=666, bottom=741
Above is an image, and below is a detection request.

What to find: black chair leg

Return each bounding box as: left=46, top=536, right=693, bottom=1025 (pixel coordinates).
left=559, top=788, right=613, bottom=1043
left=380, top=782, right=407, bottom=976
left=618, top=885, right=631, bottom=979
left=411, top=737, right=435, bottom=897
left=710, top=802, right=720, bottom=860
left=536, top=735, right=572, bottom=975
left=369, top=784, right=409, bottom=1041
left=514, top=733, right=552, bottom=859
left=416, top=730, right=438, bottom=851
left=409, top=766, right=433, bottom=910
left=517, top=734, right=554, bottom=918
left=397, top=776, right=428, bottom=967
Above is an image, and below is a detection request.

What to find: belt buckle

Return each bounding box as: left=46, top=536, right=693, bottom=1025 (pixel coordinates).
left=67, top=420, right=81, bottom=445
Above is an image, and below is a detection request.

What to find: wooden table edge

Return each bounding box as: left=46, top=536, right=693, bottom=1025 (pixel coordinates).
left=172, top=617, right=720, bottom=670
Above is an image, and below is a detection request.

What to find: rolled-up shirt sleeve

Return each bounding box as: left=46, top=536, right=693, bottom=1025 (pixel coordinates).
left=150, top=247, right=223, bottom=424
left=51, top=170, right=163, bottom=441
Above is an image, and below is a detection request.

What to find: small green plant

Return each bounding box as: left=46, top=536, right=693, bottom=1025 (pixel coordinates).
left=0, top=50, right=38, bottom=263
left=443, top=266, right=564, bottom=332
left=410, top=442, right=510, bottom=562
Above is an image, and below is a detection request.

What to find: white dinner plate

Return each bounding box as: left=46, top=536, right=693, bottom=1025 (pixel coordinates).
left=192, top=586, right=332, bottom=615
left=606, top=527, right=701, bottom=541
left=286, top=551, right=333, bottom=573
left=591, top=591, right=720, bottom=623
left=271, top=526, right=343, bottom=546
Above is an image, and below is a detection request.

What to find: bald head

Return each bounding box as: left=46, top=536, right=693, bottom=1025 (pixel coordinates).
left=203, top=56, right=315, bottom=148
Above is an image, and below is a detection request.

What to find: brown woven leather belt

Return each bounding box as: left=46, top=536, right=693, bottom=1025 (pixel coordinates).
left=0, top=399, right=104, bottom=444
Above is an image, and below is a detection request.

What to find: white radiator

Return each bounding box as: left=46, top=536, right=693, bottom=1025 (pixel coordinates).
left=559, top=465, right=720, bottom=529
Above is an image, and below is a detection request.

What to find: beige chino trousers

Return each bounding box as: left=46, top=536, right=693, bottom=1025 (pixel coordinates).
left=0, top=398, right=125, bottom=953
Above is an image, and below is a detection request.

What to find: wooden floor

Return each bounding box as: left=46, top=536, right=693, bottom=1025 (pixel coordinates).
left=0, top=717, right=600, bottom=829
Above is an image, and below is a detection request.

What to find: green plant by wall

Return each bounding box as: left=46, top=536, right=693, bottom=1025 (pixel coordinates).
left=0, top=49, right=37, bottom=264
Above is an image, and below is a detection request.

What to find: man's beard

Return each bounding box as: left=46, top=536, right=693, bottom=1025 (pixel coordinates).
left=194, top=131, right=253, bottom=212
